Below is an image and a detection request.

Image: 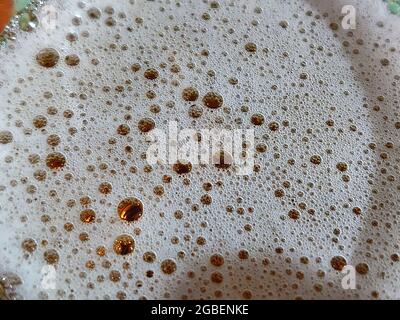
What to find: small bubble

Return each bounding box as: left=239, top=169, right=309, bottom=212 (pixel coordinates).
left=330, top=256, right=347, bottom=271
left=117, top=197, right=144, bottom=222
left=138, top=118, right=155, bottom=133
left=45, top=152, right=66, bottom=169
left=113, top=234, right=135, bottom=256
left=36, top=48, right=60, bottom=68
left=310, top=155, right=322, bottom=165
left=80, top=209, right=96, bottom=223
left=144, top=68, right=159, bottom=80
left=0, top=131, right=13, bottom=144
left=160, top=259, right=177, bottom=275
left=21, top=238, right=37, bottom=253
left=44, top=249, right=60, bottom=265
left=182, top=87, right=199, bottom=101
left=210, top=253, right=224, bottom=267
left=203, top=92, right=223, bottom=109
left=65, top=54, right=80, bottom=66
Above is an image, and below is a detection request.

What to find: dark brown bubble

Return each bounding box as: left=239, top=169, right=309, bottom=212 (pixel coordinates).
left=330, top=256, right=347, bottom=271
left=36, top=48, right=60, bottom=68
left=182, top=87, right=199, bottom=101
left=355, top=263, right=369, bottom=275
left=87, top=7, right=101, bottom=19
left=238, top=249, right=249, bottom=260
left=336, top=162, right=348, bottom=172
left=268, top=121, right=279, bottom=131
left=210, top=253, right=224, bottom=267
left=188, top=104, right=203, bottom=118
left=117, top=124, right=130, bottom=136
left=109, top=270, right=121, bottom=282
left=96, top=246, right=106, bottom=257
left=32, top=115, right=47, bottom=128
left=65, top=54, right=80, bottom=66
left=131, top=63, right=141, bottom=72
left=138, top=118, right=155, bottom=133
left=144, top=68, right=159, bottom=80
left=310, top=155, right=322, bottom=165
left=44, top=249, right=59, bottom=265
left=173, top=160, right=192, bottom=174
left=274, top=189, right=285, bottom=197
left=251, top=113, right=264, bottom=126
left=329, top=22, right=339, bottom=30
left=33, top=169, right=46, bottom=181
left=47, top=134, right=60, bottom=147
left=200, top=194, right=212, bottom=205
left=210, top=271, right=224, bottom=283
left=288, top=209, right=300, bottom=220
left=202, top=92, right=223, bottom=109
left=117, top=197, right=144, bottom=222
left=113, top=234, right=135, bottom=256
left=143, top=251, right=156, bottom=263
left=245, top=42, right=257, bottom=52
left=160, top=259, right=177, bottom=275
left=45, top=152, right=66, bottom=169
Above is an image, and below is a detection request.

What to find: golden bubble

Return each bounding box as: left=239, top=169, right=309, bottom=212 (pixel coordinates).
left=117, top=197, right=144, bottom=222
left=160, top=259, right=177, bottom=275
left=80, top=209, right=96, bottom=223
left=44, top=249, right=59, bottom=265
left=98, top=182, right=112, bottom=194
left=113, top=234, right=135, bottom=256
left=45, top=152, right=66, bottom=169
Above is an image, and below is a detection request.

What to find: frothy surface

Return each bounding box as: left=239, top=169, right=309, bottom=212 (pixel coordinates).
left=0, top=0, right=400, bottom=300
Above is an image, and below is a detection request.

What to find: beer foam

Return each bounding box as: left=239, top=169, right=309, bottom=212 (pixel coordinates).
left=0, top=0, right=399, bottom=299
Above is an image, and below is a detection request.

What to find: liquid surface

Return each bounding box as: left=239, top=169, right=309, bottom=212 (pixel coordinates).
left=0, top=0, right=400, bottom=300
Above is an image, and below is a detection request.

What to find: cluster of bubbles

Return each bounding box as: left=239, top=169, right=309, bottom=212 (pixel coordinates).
left=0, top=0, right=399, bottom=300
left=0, top=0, right=46, bottom=43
